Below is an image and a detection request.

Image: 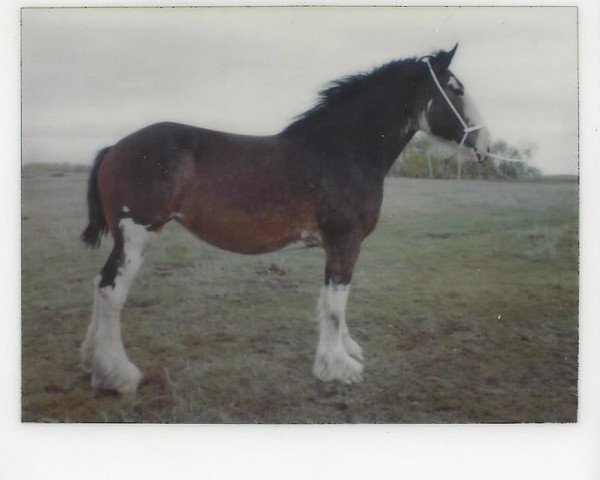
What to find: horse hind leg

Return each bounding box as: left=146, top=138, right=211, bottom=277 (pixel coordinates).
left=81, top=217, right=155, bottom=394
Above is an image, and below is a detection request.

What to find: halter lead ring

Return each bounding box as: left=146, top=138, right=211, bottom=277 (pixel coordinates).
left=421, top=57, right=486, bottom=149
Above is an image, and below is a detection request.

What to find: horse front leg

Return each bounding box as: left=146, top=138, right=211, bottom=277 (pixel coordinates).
left=313, top=234, right=364, bottom=384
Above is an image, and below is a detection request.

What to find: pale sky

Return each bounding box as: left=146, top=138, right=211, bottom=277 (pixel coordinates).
left=21, top=7, right=578, bottom=174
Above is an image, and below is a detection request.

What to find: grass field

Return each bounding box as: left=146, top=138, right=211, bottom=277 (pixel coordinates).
left=21, top=164, right=578, bottom=423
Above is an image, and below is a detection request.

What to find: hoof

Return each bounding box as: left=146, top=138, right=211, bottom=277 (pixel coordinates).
left=342, top=334, right=364, bottom=362
left=80, top=342, right=94, bottom=374
left=313, top=348, right=364, bottom=384
left=91, top=358, right=142, bottom=395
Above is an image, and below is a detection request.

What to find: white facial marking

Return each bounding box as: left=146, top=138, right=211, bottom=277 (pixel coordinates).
left=462, top=93, right=491, bottom=152
left=447, top=75, right=462, bottom=91
left=462, top=92, right=483, bottom=126
left=121, top=206, right=130, bottom=213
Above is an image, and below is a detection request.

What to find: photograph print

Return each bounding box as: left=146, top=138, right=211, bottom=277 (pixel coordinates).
left=21, top=6, right=578, bottom=423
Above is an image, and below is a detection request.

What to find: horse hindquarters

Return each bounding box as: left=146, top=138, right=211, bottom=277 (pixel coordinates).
left=81, top=147, right=163, bottom=393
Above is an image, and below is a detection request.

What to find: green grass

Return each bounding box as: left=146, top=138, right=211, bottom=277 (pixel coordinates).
left=21, top=165, right=578, bottom=423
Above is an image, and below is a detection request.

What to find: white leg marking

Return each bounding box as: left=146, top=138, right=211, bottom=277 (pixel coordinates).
left=80, top=275, right=102, bottom=372
left=341, top=321, right=364, bottom=362
left=83, top=219, right=155, bottom=394
left=313, top=283, right=363, bottom=384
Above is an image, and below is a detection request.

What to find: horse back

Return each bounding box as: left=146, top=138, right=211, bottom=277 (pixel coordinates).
left=97, top=122, right=321, bottom=253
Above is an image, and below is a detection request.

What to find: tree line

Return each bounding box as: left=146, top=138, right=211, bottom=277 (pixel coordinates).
left=390, top=133, right=542, bottom=180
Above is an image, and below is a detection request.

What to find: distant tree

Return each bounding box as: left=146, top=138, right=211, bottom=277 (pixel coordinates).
left=390, top=133, right=542, bottom=180
left=488, top=140, right=542, bottom=180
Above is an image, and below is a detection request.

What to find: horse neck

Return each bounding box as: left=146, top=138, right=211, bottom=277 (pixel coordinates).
left=377, top=123, right=419, bottom=175
left=283, top=89, right=424, bottom=178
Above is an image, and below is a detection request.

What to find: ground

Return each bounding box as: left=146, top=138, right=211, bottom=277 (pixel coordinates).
left=21, top=164, right=578, bottom=423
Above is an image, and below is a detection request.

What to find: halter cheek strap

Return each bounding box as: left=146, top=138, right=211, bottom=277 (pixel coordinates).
left=421, top=57, right=486, bottom=148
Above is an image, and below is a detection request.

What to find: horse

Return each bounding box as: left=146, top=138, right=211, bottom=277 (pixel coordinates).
left=80, top=44, right=491, bottom=394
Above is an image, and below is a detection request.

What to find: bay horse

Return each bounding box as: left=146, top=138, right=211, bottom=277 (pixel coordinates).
left=81, top=45, right=490, bottom=394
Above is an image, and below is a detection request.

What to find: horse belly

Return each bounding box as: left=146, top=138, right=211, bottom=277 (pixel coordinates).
left=177, top=201, right=319, bottom=254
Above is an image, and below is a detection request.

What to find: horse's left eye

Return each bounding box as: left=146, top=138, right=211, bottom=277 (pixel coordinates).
left=448, top=85, right=464, bottom=96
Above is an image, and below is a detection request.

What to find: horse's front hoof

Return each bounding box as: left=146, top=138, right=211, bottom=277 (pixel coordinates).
left=91, top=358, right=142, bottom=394
left=342, top=334, right=364, bottom=362
left=313, top=348, right=364, bottom=384
left=80, top=345, right=94, bottom=374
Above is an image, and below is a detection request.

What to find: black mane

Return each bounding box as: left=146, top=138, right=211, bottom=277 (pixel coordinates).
left=282, top=56, right=426, bottom=140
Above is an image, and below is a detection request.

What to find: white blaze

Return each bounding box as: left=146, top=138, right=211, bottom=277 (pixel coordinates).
left=447, top=75, right=462, bottom=91
left=462, top=92, right=491, bottom=153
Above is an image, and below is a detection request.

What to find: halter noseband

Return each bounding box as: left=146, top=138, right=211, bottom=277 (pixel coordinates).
left=420, top=56, right=486, bottom=149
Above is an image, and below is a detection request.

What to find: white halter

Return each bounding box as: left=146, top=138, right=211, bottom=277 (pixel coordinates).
left=421, top=57, right=486, bottom=148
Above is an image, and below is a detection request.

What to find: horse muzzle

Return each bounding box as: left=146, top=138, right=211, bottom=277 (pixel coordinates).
left=472, top=146, right=491, bottom=164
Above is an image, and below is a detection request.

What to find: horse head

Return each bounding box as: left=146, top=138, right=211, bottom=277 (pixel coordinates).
left=418, top=44, right=491, bottom=163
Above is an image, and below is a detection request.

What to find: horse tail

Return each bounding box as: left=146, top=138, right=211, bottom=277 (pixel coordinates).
left=81, top=146, right=111, bottom=248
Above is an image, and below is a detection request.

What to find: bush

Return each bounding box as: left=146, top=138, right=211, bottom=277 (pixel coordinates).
left=389, top=134, right=543, bottom=181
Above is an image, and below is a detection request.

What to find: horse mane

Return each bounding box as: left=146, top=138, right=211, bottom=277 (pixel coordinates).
left=282, top=56, right=425, bottom=137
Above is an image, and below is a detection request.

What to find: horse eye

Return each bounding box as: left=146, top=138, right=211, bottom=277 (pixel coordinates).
left=448, top=85, right=464, bottom=96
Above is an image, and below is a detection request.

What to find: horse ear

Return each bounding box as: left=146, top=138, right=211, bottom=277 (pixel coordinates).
left=431, top=43, right=458, bottom=74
